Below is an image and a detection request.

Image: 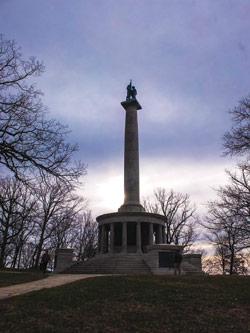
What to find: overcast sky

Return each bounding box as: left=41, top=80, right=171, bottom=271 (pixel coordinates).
left=1, top=0, right=249, bottom=220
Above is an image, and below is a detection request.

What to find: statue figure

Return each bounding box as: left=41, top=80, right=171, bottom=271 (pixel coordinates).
left=126, top=80, right=137, bottom=100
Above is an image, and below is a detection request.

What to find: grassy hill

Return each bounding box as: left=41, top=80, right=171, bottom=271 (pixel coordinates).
left=0, top=270, right=48, bottom=287
left=0, top=275, right=249, bottom=333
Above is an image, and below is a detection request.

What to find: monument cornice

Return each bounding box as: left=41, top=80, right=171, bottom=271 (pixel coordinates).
left=96, top=211, right=166, bottom=225
left=121, top=98, right=142, bottom=111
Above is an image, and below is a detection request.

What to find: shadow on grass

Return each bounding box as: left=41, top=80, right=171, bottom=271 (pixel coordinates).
left=0, top=275, right=249, bottom=333
left=0, top=270, right=48, bottom=287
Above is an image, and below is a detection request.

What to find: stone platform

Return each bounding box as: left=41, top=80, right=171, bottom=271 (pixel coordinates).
left=64, top=245, right=202, bottom=275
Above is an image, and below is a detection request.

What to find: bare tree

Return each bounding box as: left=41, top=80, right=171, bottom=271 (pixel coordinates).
left=202, top=255, right=224, bottom=275
left=32, top=179, right=84, bottom=268
left=224, top=96, right=250, bottom=157
left=203, top=252, right=249, bottom=275
left=202, top=93, right=250, bottom=275
left=0, top=35, right=85, bottom=182
left=204, top=191, right=250, bottom=275
left=0, top=177, right=36, bottom=268
left=144, top=188, right=197, bottom=251
left=0, top=172, right=95, bottom=269
left=219, top=164, right=250, bottom=234
left=48, top=198, right=87, bottom=250
left=74, top=211, right=98, bottom=261
left=203, top=164, right=250, bottom=275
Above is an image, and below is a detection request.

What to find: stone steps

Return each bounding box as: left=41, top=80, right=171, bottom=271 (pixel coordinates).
left=64, top=254, right=152, bottom=275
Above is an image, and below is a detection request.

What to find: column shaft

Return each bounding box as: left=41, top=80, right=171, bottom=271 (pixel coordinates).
left=158, top=224, right=163, bottom=244
left=101, top=225, right=106, bottom=253
left=149, top=223, right=153, bottom=246
left=110, top=223, right=114, bottom=253
left=155, top=225, right=159, bottom=244
left=122, top=222, right=127, bottom=252
left=98, top=226, right=101, bottom=253
left=124, top=107, right=140, bottom=204
left=136, top=222, right=142, bottom=253
left=162, top=226, right=166, bottom=244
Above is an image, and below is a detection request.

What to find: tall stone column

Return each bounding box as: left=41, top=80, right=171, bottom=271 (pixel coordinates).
left=158, top=225, right=163, bottom=244
left=149, top=223, right=153, bottom=246
left=162, top=226, right=166, bottom=244
left=98, top=225, right=101, bottom=253
left=110, top=223, right=114, bottom=253
left=101, top=224, right=106, bottom=254
left=119, top=93, right=144, bottom=213
left=155, top=225, right=160, bottom=244
left=136, top=222, right=142, bottom=253
left=122, top=222, right=127, bottom=253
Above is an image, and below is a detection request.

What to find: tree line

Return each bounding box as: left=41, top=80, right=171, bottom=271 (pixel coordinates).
left=144, top=87, right=250, bottom=276
left=0, top=35, right=97, bottom=269
left=0, top=176, right=97, bottom=269
left=202, top=97, right=250, bottom=275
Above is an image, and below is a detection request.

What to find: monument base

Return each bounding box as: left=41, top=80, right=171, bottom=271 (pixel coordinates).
left=96, top=211, right=166, bottom=254
left=63, top=250, right=202, bottom=275
left=54, top=248, right=74, bottom=273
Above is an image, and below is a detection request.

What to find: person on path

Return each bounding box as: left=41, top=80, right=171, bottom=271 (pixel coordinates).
left=40, top=250, right=51, bottom=273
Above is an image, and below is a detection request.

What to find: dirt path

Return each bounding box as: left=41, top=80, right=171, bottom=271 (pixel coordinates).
left=0, top=274, right=100, bottom=300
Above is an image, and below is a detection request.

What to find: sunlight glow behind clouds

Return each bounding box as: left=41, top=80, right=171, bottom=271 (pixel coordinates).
left=84, top=157, right=234, bottom=217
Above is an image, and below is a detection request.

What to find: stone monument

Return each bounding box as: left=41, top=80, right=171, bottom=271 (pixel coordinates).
left=62, top=82, right=202, bottom=275
left=96, top=81, right=168, bottom=258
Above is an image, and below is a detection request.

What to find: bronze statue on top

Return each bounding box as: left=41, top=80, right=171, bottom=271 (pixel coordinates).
left=126, top=80, right=137, bottom=101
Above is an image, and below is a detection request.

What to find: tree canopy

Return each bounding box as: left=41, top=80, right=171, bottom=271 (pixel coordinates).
left=0, top=35, right=84, bottom=182
left=224, top=96, right=250, bottom=158
left=144, top=188, right=197, bottom=252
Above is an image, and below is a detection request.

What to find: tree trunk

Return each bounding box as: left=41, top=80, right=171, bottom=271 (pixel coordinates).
left=229, top=249, right=235, bottom=275
left=11, top=246, right=20, bottom=269
left=34, top=220, right=47, bottom=268
left=0, top=227, right=9, bottom=268
left=17, top=243, right=23, bottom=269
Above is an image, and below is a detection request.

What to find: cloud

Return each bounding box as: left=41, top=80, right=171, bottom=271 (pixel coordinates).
left=81, top=156, right=234, bottom=217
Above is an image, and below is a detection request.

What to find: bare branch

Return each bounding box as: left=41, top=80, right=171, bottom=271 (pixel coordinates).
left=0, top=35, right=85, bottom=184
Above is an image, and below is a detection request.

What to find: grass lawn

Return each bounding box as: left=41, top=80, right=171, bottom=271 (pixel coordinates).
left=0, top=270, right=48, bottom=287
left=0, top=275, right=249, bottom=333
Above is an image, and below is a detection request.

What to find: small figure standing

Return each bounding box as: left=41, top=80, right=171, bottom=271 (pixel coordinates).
left=40, top=250, right=51, bottom=273
left=132, top=85, right=137, bottom=98
left=126, top=80, right=137, bottom=100
left=174, top=250, right=183, bottom=276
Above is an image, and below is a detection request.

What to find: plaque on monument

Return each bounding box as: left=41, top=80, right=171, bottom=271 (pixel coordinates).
left=159, top=251, right=175, bottom=268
